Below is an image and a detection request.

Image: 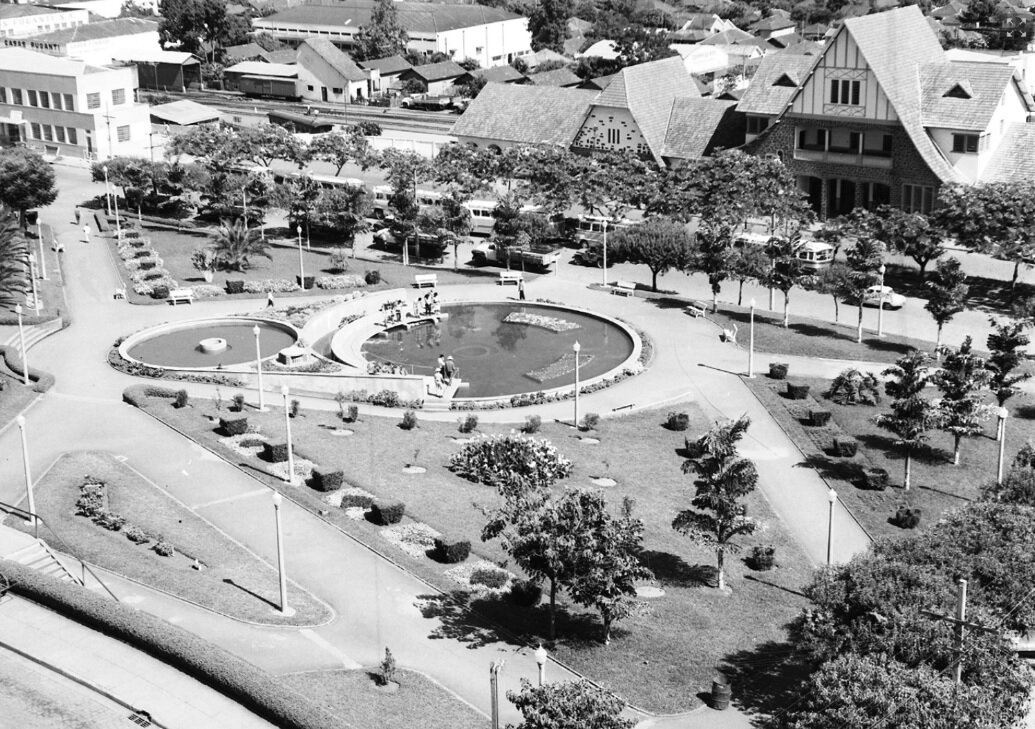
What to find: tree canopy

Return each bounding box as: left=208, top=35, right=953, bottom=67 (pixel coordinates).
left=354, top=0, right=408, bottom=61
left=609, top=217, right=693, bottom=291
left=0, top=148, right=57, bottom=227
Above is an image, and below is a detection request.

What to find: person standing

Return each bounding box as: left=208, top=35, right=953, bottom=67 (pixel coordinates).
left=518, top=277, right=526, bottom=301
left=444, top=355, right=456, bottom=384
left=82, top=223, right=91, bottom=243
left=267, top=291, right=275, bottom=308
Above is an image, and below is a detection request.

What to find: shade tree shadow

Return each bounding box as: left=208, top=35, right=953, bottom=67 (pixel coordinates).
left=855, top=434, right=951, bottom=465
left=639, top=550, right=718, bottom=588
left=719, top=638, right=810, bottom=720
left=798, top=453, right=865, bottom=485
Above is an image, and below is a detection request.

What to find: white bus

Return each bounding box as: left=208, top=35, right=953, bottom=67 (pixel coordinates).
left=574, top=215, right=635, bottom=246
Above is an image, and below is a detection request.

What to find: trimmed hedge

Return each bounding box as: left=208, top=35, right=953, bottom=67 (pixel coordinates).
left=340, top=493, right=374, bottom=509
left=768, top=363, right=789, bottom=380
left=1, top=344, right=56, bottom=393
left=862, top=467, right=889, bottom=491
left=786, top=383, right=810, bottom=400
left=807, top=410, right=832, bottom=427
left=0, top=561, right=348, bottom=729
left=370, top=502, right=405, bottom=525
left=431, top=537, right=470, bottom=564
left=226, top=280, right=245, bottom=295
left=219, top=417, right=249, bottom=436
left=832, top=438, right=858, bottom=457
left=310, top=470, right=344, bottom=492
left=508, top=578, right=542, bottom=607
left=665, top=412, right=690, bottom=431
left=892, top=507, right=921, bottom=529
left=262, top=442, right=290, bottom=463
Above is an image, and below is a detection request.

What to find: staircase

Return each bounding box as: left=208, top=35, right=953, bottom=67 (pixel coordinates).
left=2, top=316, right=63, bottom=351
left=4, top=538, right=82, bottom=585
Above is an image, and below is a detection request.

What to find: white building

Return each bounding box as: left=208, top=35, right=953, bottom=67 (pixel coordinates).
left=0, top=47, right=151, bottom=159
left=42, top=0, right=160, bottom=20
left=0, top=5, right=89, bottom=39
left=3, top=18, right=160, bottom=66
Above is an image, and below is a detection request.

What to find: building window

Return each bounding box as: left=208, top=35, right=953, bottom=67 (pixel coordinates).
left=29, top=122, right=40, bottom=139
left=797, top=127, right=828, bottom=150
left=86, top=92, right=100, bottom=109
left=902, top=184, right=934, bottom=213
left=829, top=78, right=861, bottom=105
left=11, top=88, right=22, bottom=105
left=42, top=125, right=52, bottom=142
left=52, top=92, right=62, bottom=110
left=952, top=133, right=979, bottom=153
left=0, top=87, right=5, bottom=104
left=67, top=127, right=77, bottom=145
left=112, top=88, right=125, bottom=105
left=307, top=85, right=314, bottom=91
left=332, top=87, right=342, bottom=94
left=39, top=91, right=49, bottom=108
left=27, top=89, right=37, bottom=107
left=607, top=128, right=620, bottom=145
left=64, top=93, right=73, bottom=110
left=56, top=126, right=66, bottom=143
left=746, top=116, right=768, bottom=135
left=116, top=125, right=130, bottom=142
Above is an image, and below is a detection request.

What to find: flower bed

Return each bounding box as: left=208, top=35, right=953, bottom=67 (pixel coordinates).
left=243, top=279, right=302, bottom=294
left=443, top=560, right=515, bottom=592
left=380, top=522, right=441, bottom=559
left=503, top=312, right=581, bottom=333
left=316, top=274, right=366, bottom=289
left=525, top=352, right=595, bottom=383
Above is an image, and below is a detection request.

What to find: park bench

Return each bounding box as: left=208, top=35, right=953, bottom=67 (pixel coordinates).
left=687, top=301, right=707, bottom=318
left=113, top=285, right=127, bottom=300
left=413, top=273, right=437, bottom=288
left=612, top=280, right=635, bottom=297
left=168, top=288, right=194, bottom=305
left=498, top=271, right=523, bottom=286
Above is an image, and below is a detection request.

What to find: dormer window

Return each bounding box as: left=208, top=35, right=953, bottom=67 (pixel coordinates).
left=774, top=73, right=797, bottom=87
left=952, top=133, right=979, bottom=153
left=944, top=81, right=973, bottom=99
left=829, top=78, right=861, bottom=105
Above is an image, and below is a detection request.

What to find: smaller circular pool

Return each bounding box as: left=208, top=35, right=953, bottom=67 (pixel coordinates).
left=124, top=318, right=297, bottom=369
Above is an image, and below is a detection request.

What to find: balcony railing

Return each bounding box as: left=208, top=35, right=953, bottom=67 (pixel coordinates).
left=794, top=147, right=893, bottom=169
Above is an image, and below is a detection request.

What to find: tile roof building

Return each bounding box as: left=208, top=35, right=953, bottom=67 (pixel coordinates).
left=748, top=4, right=1035, bottom=217
left=526, top=66, right=582, bottom=87
left=662, top=97, right=744, bottom=165
left=449, top=82, right=597, bottom=148
left=2, top=18, right=159, bottom=65
left=295, top=37, right=377, bottom=101
left=0, top=5, right=89, bottom=39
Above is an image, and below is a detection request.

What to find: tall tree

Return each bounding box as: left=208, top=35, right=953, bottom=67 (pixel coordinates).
left=379, top=149, right=435, bottom=263
left=158, top=0, right=250, bottom=63
left=233, top=124, right=305, bottom=168
left=986, top=318, right=1031, bottom=407
left=924, top=257, right=969, bottom=354
left=209, top=218, right=270, bottom=271
left=876, top=350, right=939, bottom=490
left=0, top=207, right=29, bottom=308
left=729, top=243, right=769, bottom=307
left=529, top=0, right=574, bottom=52
left=0, top=148, right=57, bottom=228
left=313, top=187, right=371, bottom=250
left=761, top=233, right=814, bottom=327
left=689, top=224, right=735, bottom=313
left=673, top=416, right=758, bottom=591
left=354, top=0, right=409, bottom=61
left=808, top=260, right=852, bottom=324
left=932, top=336, right=992, bottom=465
left=507, top=679, right=634, bottom=729
left=609, top=217, right=693, bottom=291
left=307, top=128, right=375, bottom=175
left=844, top=236, right=886, bottom=343
left=866, top=205, right=944, bottom=280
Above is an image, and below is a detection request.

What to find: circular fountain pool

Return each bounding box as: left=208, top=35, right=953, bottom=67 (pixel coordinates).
left=123, top=318, right=298, bottom=369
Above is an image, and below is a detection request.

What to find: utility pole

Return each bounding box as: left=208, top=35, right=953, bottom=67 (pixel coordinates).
left=921, top=578, right=997, bottom=684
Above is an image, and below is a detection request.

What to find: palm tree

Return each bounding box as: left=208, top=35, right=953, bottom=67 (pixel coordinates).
left=0, top=206, right=29, bottom=309
left=210, top=218, right=270, bottom=272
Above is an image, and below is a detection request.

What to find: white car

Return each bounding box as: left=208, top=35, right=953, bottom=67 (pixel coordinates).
left=861, top=285, right=906, bottom=309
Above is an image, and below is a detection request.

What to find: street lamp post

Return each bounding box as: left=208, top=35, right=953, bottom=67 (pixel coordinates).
left=16, top=416, right=37, bottom=536
left=826, top=488, right=837, bottom=566
left=282, top=385, right=295, bottom=484
left=601, top=221, right=608, bottom=286
left=102, top=165, right=112, bottom=216
left=271, top=490, right=288, bottom=613
left=112, top=186, right=122, bottom=240
left=997, top=407, right=1009, bottom=486
left=36, top=219, right=46, bottom=280
left=296, top=225, right=305, bottom=289
left=573, top=340, right=581, bottom=428
left=489, top=661, right=505, bottom=729
left=534, top=644, right=548, bottom=686
left=748, top=298, right=756, bottom=378
left=27, top=254, right=39, bottom=314
left=14, top=304, right=28, bottom=385
left=253, top=325, right=266, bottom=412
left=876, top=264, right=887, bottom=337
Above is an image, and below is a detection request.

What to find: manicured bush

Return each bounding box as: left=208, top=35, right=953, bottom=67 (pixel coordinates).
left=832, top=438, right=858, bottom=457
left=508, top=578, right=542, bottom=607
left=152, top=539, right=175, bottom=557
left=289, top=399, right=301, bottom=418
left=431, top=537, right=471, bottom=564
left=746, top=545, right=776, bottom=571
left=297, top=275, right=315, bottom=290
left=152, top=285, right=170, bottom=300
left=786, top=383, right=810, bottom=400
left=371, top=502, right=405, bottom=525
left=231, top=393, right=246, bottom=412
left=262, top=442, right=290, bottom=463
left=580, top=412, right=600, bottom=431
left=220, top=417, right=248, bottom=436
left=340, top=493, right=374, bottom=509
left=400, top=410, right=418, bottom=430
left=124, top=524, right=150, bottom=544
left=94, top=510, right=126, bottom=532
left=310, top=470, right=344, bottom=492
left=469, top=567, right=509, bottom=589
left=450, top=434, right=574, bottom=489
left=807, top=410, right=832, bottom=427
left=769, top=362, right=789, bottom=380
left=892, top=507, right=922, bottom=529
left=862, top=467, right=889, bottom=491
left=226, top=280, right=245, bottom=294
left=370, top=390, right=400, bottom=408
left=378, top=647, right=397, bottom=686
left=522, top=415, right=542, bottom=434
left=458, top=413, right=478, bottom=434
left=665, top=412, right=690, bottom=431
left=239, top=437, right=266, bottom=448
left=364, top=269, right=382, bottom=285
left=75, top=484, right=105, bottom=518
left=174, top=389, right=189, bottom=408
left=346, top=405, right=359, bottom=423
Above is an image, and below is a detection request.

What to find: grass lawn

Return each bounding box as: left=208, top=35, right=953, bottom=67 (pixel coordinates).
left=7, top=451, right=331, bottom=626
left=745, top=373, right=1035, bottom=541
left=0, top=371, right=38, bottom=428
left=282, top=668, right=485, bottom=729
left=131, top=390, right=812, bottom=714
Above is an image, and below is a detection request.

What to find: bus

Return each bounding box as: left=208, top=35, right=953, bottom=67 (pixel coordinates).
left=574, top=215, right=635, bottom=247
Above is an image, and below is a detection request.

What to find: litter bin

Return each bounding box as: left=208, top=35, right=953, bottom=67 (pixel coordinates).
left=711, top=675, right=731, bottom=711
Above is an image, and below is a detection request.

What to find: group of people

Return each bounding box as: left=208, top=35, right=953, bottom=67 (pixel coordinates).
left=432, top=353, right=457, bottom=395
left=414, top=290, right=441, bottom=317
left=380, top=297, right=407, bottom=327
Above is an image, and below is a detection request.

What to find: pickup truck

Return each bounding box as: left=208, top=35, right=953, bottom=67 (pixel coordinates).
left=472, top=241, right=563, bottom=269
left=572, top=242, right=615, bottom=268
left=399, top=95, right=456, bottom=111
left=374, top=228, right=448, bottom=258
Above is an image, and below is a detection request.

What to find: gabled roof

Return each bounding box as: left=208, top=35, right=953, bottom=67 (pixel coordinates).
left=531, top=47, right=569, bottom=67
left=225, top=61, right=298, bottom=77
left=449, top=82, right=596, bottom=146
left=298, top=37, right=366, bottom=81
left=582, top=39, right=619, bottom=59
left=475, top=64, right=525, bottom=83
left=840, top=6, right=961, bottom=182
left=980, top=123, right=1035, bottom=182
left=753, top=14, right=796, bottom=32
left=0, top=5, right=61, bottom=19
left=669, top=43, right=729, bottom=74
left=920, top=60, right=1021, bottom=130
left=736, top=52, right=816, bottom=115
left=576, top=73, right=616, bottom=90
left=779, top=40, right=823, bottom=55
left=767, top=32, right=802, bottom=49
left=700, top=27, right=754, bottom=45
left=267, top=48, right=298, bottom=64
left=360, top=54, right=411, bottom=75
left=662, top=97, right=744, bottom=160
left=24, top=17, right=157, bottom=44
left=224, top=42, right=270, bottom=61
left=406, top=60, right=468, bottom=82
left=594, top=56, right=699, bottom=163
left=150, top=99, right=221, bottom=125
left=527, top=66, right=581, bottom=86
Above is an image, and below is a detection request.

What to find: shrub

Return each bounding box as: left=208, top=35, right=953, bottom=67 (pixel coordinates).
left=225, top=280, right=245, bottom=294
left=152, top=539, right=175, bottom=557
left=807, top=410, right=832, bottom=427
left=370, top=390, right=400, bottom=408
left=346, top=405, right=359, bottom=423
left=400, top=410, right=418, bottom=430
left=458, top=413, right=478, bottom=434
left=174, top=389, right=189, bottom=408
left=311, top=470, right=344, bottom=492
left=364, top=269, right=382, bottom=285
left=378, top=648, right=397, bottom=686
left=522, top=414, right=542, bottom=434
left=827, top=368, right=882, bottom=405
left=862, top=467, right=890, bottom=491
left=239, top=437, right=266, bottom=449
left=469, top=567, right=509, bottom=589
left=152, top=285, right=170, bottom=300
left=371, top=502, right=405, bottom=525
left=243, top=279, right=301, bottom=294
left=786, top=383, right=810, bottom=400
left=297, top=275, right=315, bottom=290
left=832, top=438, right=858, bottom=457
left=340, top=493, right=374, bottom=509
left=75, top=484, right=105, bottom=518
left=580, top=412, right=600, bottom=431
left=220, top=417, right=248, bottom=436
left=431, top=537, right=471, bottom=564
left=231, top=393, right=246, bottom=412
left=769, top=362, right=789, bottom=380
left=892, top=507, right=922, bottom=529
left=94, top=510, right=126, bottom=532
left=665, top=412, right=690, bottom=431
left=138, top=260, right=157, bottom=271
left=262, top=442, right=290, bottom=463
left=450, top=434, right=573, bottom=490
left=746, top=545, right=776, bottom=571
left=124, top=524, right=150, bottom=544
left=290, top=399, right=301, bottom=418
left=508, top=578, right=542, bottom=607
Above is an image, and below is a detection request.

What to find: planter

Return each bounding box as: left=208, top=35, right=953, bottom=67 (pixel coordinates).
left=297, top=275, right=315, bottom=290
left=769, top=363, right=789, bottom=380
left=892, top=507, right=921, bottom=529
left=151, top=285, right=169, bottom=300
left=711, top=675, right=731, bottom=711
left=226, top=280, right=245, bottom=294
left=832, top=438, right=858, bottom=457
left=203, top=270, right=214, bottom=283
left=861, top=467, right=889, bottom=490
left=807, top=409, right=831, bottom=427
left=786, top=383, right=810, bottom=400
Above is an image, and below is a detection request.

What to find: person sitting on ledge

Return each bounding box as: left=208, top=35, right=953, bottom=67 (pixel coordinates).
left=720, top=323, right=738, bottom=345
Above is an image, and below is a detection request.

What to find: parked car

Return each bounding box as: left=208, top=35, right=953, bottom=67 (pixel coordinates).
left=861, top=285, right=906, bottom=309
